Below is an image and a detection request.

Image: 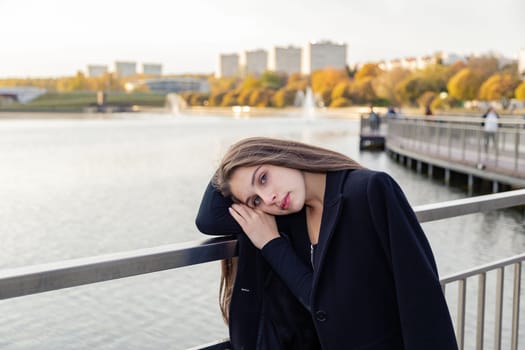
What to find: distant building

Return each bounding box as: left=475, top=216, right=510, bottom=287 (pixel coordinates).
left=241, top=49, right=268, bottom=76
left=268, top=46, right=302, bottom=75
left=126, top=78, right=210, bottom=94
left=0, top=87, right=46, bottom=104
left=216, top=53, right=239, bottom=78
left=142, top=63, right=162, bottom=76
left=418, top=55, right=438, bottom=68
left=114, top=61, right=137, bottom=78
left=439, top=52, right=466, bottom=66
left=87, top=65, right=108, bottom=78
left=303, top=41, right=347, bottom=74
left=519, top=48, right=525, bottom=80
left=401, top=57, right=418, bottom=70
left=377, top=54, right=438, bottom=72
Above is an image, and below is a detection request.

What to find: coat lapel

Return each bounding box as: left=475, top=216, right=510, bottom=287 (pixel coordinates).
left=311, top=170, right=349, bottom=301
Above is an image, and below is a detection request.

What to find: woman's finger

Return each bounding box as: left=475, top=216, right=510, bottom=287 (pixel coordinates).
left=228, top=207, right=246, bottom=225
left=232, top=203, right=254, bottom=218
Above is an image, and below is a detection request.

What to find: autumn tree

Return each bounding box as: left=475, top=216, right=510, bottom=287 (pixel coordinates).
left=311, top=68, right=349, bottom=93
left=515, top=81, right=525, bottom=100
left=350, top=78, right=376, bottom=104
left=237, top=89, right=253, bottom=105
left=240, top=75, right=261, bottom=91
left=395, top=77, right=428, bottom=105
left=444, top=61, right=467, bottom=81
left=466, top=56, right=499, bottom=80
left=249, top=89, right=273, bottom=107
left=221, top=91, right=240, bottom=107
left=208, top=91, right=227, bottom=106
left=272, top=88, right=297, bottom=108
left=447, top=68, right=483, bottom=101
left=260, top=71, right=286, bottom=90
left=394, top=64, right=447, bottom=105
left=372, top=68, right=411, bottom=104
left=417, top=91, right=437, bottom=108
left=355, top=63, right=382, bottom=81
left=190, top=93, right=209, bottom=106
left=478, top=73, right=520, bottom=100
left=330, top=82, right=352, bottom=101
left=209, top=77, right=237, bottom=94
left=286, top=73, right=309, bottom=91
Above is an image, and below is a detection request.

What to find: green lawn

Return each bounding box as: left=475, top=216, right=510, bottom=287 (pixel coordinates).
left=0, top=92, right=167, bottom=112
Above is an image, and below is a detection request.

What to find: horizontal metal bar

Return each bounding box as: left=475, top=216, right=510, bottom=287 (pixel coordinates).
left=413, top=189, right=525, bottom=223
left=440, top=253, right=525, bottom=284
left=187, top=339, right=231, bottom=350
left=1, top=189, right=524, bottom=300
left=391, top=116, right=525, bottom=125
left=0, top=236, right=237, bottom=300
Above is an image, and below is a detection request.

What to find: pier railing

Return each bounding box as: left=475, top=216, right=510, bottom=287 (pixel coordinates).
left=1, top=189, right=525, bottom=349
left=387, top=116, right=525, bottom=179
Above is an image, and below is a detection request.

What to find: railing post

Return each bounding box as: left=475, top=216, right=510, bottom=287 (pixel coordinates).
left=511, top=262, right=521, bottom=350
left=457, top=278, right=466, bottom=350
left=495, top=130, right=500, bottom=167
left=476, top=273, right=486, bottom=350
left=477, top=128, right=482, bottom=165
left=437, top=123, right=442, bottom=155
left=494, top=267, right=504, bottom=350
left=447, top=123, right=452, bottom=159
left=514, top=125, right=520, bottom=172
left=461, top=128, right=466, bottom=161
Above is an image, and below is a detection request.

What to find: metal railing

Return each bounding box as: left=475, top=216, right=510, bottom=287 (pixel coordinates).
left=440, top=253, right=524, bottom=350
left=1, top=189, right=525, bottom=349
left=387, top=116, right=525, bottom=177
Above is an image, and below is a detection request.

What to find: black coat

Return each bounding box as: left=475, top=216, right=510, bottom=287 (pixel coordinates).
left=196, top=169, right=458, bottom=350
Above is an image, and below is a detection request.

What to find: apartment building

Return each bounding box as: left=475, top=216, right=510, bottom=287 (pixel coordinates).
left=268, top=46, right=302, bottom=75
left=303, top=41, right=347, bottom=74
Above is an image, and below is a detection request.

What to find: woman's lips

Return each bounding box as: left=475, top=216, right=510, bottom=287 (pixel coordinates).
left=280, top=193, right=290, bottom=210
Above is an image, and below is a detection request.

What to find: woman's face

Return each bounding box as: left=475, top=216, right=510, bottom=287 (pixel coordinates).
left=229, top=164, right=306, bottom=215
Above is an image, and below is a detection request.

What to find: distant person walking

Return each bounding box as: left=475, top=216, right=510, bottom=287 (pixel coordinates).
left=424, top=105, right=433, bottom=116
left=368, top=105, right=381, bottom=133
left=385, top=105, right=397, bottom=119
left=482, top=107, right=499, bottom=153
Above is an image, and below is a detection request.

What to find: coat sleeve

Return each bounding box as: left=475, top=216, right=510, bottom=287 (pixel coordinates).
left=195, top=180, right=243, bottom=235
left=261, top=237, right=313, bottom=311
left=366, top=172, right=458, bottom=350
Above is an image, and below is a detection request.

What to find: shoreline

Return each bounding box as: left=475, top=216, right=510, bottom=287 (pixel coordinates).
left=1, top=106, right=522, bottom=120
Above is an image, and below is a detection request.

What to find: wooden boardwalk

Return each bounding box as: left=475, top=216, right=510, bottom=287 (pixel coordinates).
left=384, top=116, right=525, bottom=188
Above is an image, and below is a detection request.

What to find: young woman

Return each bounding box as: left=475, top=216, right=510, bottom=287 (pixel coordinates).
left=196, top=137, right=457, bottom=350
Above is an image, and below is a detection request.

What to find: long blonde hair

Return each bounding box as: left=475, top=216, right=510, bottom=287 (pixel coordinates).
left=214, top=137, right=362, bottom=323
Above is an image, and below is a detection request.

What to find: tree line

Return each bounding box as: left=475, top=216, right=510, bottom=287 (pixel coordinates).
left=2, top=55, right=524, bottom=110
left=182, top=55, right=525, bottom=109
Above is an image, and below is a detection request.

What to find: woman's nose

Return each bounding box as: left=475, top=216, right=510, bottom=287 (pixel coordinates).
left=263, top=192, right=277, bottom=205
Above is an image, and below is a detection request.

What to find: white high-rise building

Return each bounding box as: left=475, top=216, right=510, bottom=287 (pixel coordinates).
left=114, top=61, right=137, bottom=78
left=87, top=65, right=108, bottom=77
left=519, top=48, right=525, bottom=80
left=216, top=53, right=239, bottom=78
left=241, top=49, right=268, bottom=76
left=142, top=63, right=162, bottom=76
left=439, top=52, right=466, bottom=66
left=303, top=41, right=347, bottom=74
left=268, top=46, right=302, bottom=75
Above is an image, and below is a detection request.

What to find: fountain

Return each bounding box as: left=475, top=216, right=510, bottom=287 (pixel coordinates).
left=165, top=93, right=187, bottom=115
left=302, top=87, right=316, bottom=120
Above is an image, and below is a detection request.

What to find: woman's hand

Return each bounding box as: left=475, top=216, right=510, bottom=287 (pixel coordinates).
left=229, top=203, right=280, bottom=249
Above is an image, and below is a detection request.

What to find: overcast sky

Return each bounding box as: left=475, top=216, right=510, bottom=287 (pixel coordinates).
left=1, top=0, right=523, bottom=78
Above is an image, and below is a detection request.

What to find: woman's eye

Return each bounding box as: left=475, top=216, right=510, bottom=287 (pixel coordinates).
left=253, top=196, right=261, bottom=207
left=260, top=174, right=266, bottom=184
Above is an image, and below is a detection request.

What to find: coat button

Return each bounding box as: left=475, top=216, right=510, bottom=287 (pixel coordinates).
left=315, top=310, right=327, bottom=322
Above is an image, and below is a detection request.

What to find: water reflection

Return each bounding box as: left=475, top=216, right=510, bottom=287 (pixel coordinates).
left=0, top=115, right=523, bottom=349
